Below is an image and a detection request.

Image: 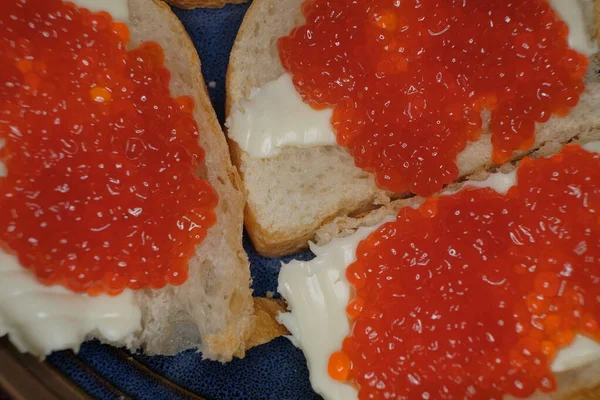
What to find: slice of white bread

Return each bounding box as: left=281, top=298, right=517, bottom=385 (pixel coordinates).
left=264, top=137, right=600, bottom=399
left=164, top=0, right=249, bottom=10
left=226, top=0, right=600, bottom=257
left=100, top=0, right=253, bottom=361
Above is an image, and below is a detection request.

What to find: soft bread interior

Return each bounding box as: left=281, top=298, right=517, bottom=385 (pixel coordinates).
left=105, top=0, right=254, bottom=361
left=227, top=0, right=600, bottom=257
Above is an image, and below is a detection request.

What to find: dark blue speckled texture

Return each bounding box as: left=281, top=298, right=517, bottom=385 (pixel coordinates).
left=245, top=234, right=315, bottom=298
left=47, top=3, right=322, bottom=400
left=172, top=4, right=247, bottom=124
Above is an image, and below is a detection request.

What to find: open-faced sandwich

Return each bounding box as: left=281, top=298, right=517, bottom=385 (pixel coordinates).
left=227, top=0, right=600, bottom=257
left=223, top=0, right=600, bottom=398
left=277, top=140, right=600, bottom=399
left=164, top=0, right=249, bottom=10
left=0, top=0, right=254, bottom=361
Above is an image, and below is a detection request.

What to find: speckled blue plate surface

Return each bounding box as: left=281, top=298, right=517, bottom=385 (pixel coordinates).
left=40, top=4, right=322, bottom=399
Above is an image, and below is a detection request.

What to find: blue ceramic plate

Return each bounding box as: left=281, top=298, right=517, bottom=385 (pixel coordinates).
left=0, top=4, right=321, bottom=400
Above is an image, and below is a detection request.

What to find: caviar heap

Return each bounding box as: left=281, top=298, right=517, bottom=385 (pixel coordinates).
left=0, top=0, right=218, bottom=295
left=279, top=0, right=588, bottom=196
left=327, top=145, right=600, bottom=399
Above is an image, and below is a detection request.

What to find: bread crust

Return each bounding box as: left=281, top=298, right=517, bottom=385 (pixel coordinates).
left=124, top=0, right=254, bottom=361
left=227, top=0, right=600, bottom=258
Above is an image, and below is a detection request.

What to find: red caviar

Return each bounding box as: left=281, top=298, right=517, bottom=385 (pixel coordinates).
left=279, top=0, right=588, bottom=196
left=0, top=0, right=217, bottom=295
left=331, top=145, right=600, bottom=399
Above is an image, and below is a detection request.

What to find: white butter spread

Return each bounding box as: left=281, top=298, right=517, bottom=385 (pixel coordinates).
left=278, top=142, right=600, bottom=400
left=278, top=221, right=393, bottom=400
left=0, top=251, right=141, bottom=357
left=583, top=141, right=600, bottom=153
left=0, top=0, right=140, bottom=358
left=70, top=0, right=129, bottom=22
left=226, top=73, right=336, bottom=158
left=550, top=0, right=598, bottom=56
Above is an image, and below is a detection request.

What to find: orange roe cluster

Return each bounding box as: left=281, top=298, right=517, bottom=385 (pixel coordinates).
left=0, top=0, right=218, bottom=295
left=330, top=145, right=600, bottom=399
left=279, top=0, right=588, bottom=196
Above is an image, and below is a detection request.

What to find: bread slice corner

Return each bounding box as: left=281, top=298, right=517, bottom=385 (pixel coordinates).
left=302, top=137, right=600, bottom=400
left=227, top=0, right=600, bottom=258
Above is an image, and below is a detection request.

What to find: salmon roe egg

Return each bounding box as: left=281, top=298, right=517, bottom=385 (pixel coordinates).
left=332, top=145, right=600, bottom=399
left=279, top=0, right=589, bottom=196
left=0, top=0, right=217, bottom=295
